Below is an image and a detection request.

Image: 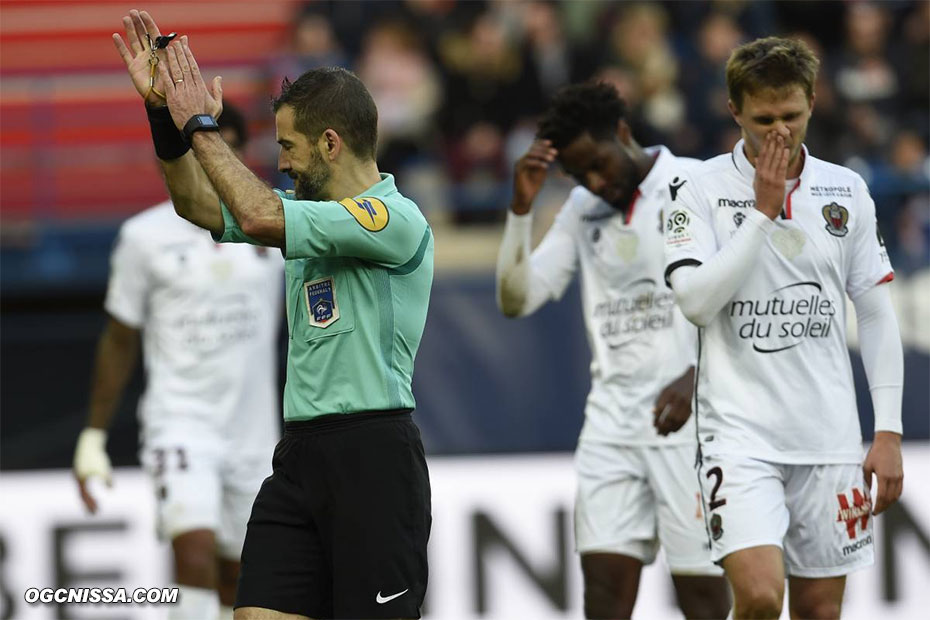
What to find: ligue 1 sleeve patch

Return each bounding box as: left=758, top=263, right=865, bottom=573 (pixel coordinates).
left=338, top=197, right=389, bottom=232
left=665, top=209, right=692, bottom=245
left=304, top=276, right=340, bottom=328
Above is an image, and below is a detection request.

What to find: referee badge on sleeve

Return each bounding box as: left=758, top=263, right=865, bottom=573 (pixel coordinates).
left=339, top=197, right=389, bottom=232
left=304, top=276, right=340, bottom=328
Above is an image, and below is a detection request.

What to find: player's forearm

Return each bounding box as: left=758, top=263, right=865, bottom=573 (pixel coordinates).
left=854, top=284, right=903, bottom=435
left=191, top=131, right=285, bottom=247
left=496, top=211, right=550, bottom=317
left=669, top=209, right=774, bottom=326
left=86, top=320, right=140, bottom=430
left=160, top=151, right=224, bottom=234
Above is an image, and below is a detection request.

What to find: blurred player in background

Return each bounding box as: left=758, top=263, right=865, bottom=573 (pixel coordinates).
left=72, top=100, right=284, bottom=620
left=113, top=9, right=434, bottom=620
left=496, top=81, right=730, bottom=620
left=664, top=36, right=903, bottom=619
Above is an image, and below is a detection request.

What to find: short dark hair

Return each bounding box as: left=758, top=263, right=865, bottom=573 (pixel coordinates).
left=271, top=67, right=378, bottom=160
left=726, top=37, right=819, bottom=112
left=217, top=102, right=248, bottom=149
left=537, top=81, right=628, bottom=150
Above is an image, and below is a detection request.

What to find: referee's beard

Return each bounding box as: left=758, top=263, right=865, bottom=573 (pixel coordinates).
left=291, top=149, right=332, bottom=201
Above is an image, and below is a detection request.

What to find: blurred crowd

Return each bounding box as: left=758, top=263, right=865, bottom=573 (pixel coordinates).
left=255, top=0, right=929, bottom=274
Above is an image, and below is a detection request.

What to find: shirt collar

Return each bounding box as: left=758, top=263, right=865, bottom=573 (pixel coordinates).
left=637, top=145, right=674, bottom=198
left=356, top=173, right=398, bottom=199
left=731, top=139, right=812, bottom=185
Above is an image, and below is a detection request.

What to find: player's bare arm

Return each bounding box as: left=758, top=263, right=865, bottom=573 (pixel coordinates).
left=113, top=11, right=223, bottom=233
left=73, top=317, right=141, bottom=513
left=863, top=431, right=903, bottom=515
left=511, top=139, right=558, bottom=215
left=159, top=40, right=285, bottom=246
left=652, top=366, right=695, bottom=436
left=753, top=131, right=790, bottom=220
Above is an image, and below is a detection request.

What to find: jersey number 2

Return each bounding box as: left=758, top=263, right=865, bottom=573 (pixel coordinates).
left=706, top=466, right=727, bottom=510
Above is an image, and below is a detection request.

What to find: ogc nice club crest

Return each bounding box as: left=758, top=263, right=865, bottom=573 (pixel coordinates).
left=822, top=202, right=849, bottom=237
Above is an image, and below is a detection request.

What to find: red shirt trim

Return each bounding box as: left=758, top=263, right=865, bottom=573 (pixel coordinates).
left=784, top=178, right=801, bottom=219
left=624, top=190, right=642, bottom=225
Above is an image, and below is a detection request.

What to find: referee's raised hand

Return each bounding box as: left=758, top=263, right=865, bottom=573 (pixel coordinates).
left=156, top=37, right=224, bottom=130
left=112, top=10, right=169, bottom=107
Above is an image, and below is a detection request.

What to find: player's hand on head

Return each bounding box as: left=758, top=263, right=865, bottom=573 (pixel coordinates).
left=753, top=130, right=789, bottom=220
left=112, top=10, right=171, bottom=107
left=156, top=37, right=223, bottom=131
left=73, top=428, right=113, bottom=514
left=511, top=139, right=558, bottom=215
left=652, top=366, right=695, bottom=436
left=862, top=431, right=904, bottom=515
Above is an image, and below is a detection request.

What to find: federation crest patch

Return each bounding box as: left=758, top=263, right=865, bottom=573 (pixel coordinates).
left=339, top=197, right=389, bottom=232
left=304, top=276, right=340, bottom=328
left=822, top=202, right=849, bottom=237
left=710, top=513, right=724, bottom=541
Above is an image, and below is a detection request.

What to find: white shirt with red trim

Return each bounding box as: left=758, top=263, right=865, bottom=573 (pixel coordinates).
left=501, top=146, right=700, bottom=446
left=105, top=202, right=284, bottom=454
left=664, top=140, right=894, bottom=464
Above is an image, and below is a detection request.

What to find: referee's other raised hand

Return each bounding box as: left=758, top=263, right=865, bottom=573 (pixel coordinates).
left=112, top=10, right=169, bottom=107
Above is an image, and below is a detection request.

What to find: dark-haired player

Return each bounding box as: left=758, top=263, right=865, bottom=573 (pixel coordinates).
left=496, top=81, right=730, bottom=619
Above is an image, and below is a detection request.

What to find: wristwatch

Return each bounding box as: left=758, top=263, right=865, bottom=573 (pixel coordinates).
left=182, top=114, right=220, bottom=142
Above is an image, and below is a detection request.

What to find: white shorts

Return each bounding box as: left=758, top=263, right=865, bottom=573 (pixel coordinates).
left=574, top=441, right=721, bottom=575
left=697, top=453, right=874, bottom=578
left=141, top=434, right=272, bottom=560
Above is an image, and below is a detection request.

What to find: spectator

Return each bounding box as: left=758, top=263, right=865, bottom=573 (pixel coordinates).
left=356, top=20, right=442, bottom=174
left=437, top=10, right=543, bottom=220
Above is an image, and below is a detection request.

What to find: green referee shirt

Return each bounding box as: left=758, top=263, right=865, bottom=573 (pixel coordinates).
left=215, top=173, right=434, bottom=421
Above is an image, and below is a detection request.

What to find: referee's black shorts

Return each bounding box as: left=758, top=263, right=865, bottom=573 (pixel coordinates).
left=236, top=409, right=431, bottom=619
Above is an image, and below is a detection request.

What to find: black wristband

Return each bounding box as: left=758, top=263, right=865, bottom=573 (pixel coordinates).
left=182, top=114, right=221, bottom=143
left=146, top=105, right=190, bottom=161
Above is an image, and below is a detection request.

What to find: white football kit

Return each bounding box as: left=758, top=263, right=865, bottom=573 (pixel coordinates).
left=498, top=146, right=719, bottom=573
left=105, top=202, right=284, bottom=557
left=664, top=141, right=896, bottom=575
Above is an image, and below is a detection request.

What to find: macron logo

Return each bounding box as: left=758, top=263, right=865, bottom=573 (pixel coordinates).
left=375, top=589, right=408, bottom=604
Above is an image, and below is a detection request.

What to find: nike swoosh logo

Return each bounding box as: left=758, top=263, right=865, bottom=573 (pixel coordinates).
left=375, top=589, right=408, bottom=604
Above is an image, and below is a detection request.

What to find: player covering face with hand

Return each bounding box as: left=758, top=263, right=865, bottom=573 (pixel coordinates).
left=664, top=36, right=903, bottom=620
left=496, top=81, right=730, bottom=620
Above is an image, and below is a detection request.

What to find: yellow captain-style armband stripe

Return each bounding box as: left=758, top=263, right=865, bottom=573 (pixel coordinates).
left=338, top=197, right=390, bottom=232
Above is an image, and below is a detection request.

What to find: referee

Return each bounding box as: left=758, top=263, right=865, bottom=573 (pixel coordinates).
left=114, top=11, right=433, bottom=620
